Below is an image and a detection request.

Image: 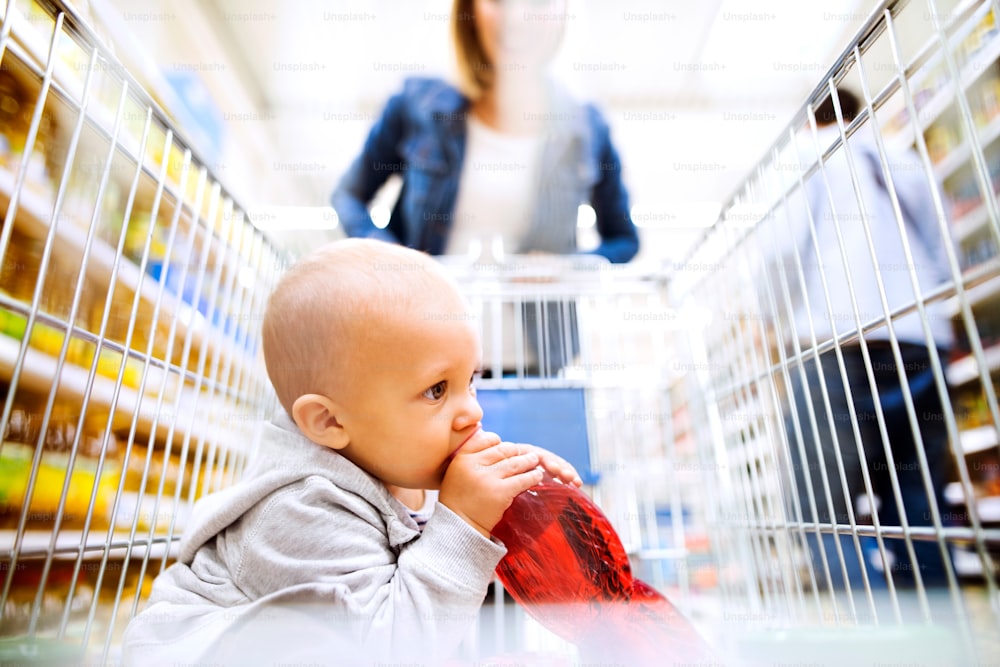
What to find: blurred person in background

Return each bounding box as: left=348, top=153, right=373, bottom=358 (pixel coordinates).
left=767, top=88, right=955, bottom=593
left=331, top=0, right=639, bottom=376
left=330, top=0, right=639, bottom=263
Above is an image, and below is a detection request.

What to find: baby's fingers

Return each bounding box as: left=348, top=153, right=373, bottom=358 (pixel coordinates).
left=502, top=466, right=545, bottom=496
left=530, top=446, right=583, bottom=487
left=494, top=451, right=539, bottom=478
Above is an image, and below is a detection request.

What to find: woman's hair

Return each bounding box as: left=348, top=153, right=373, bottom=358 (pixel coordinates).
left=451, top=0, right=492, bottom=100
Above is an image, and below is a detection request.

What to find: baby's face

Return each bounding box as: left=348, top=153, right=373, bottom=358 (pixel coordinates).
left=335, top=291, right=483, bottom=490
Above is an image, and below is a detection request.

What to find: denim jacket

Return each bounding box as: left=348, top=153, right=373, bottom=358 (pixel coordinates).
left=330, top=77, right=639, bottom=263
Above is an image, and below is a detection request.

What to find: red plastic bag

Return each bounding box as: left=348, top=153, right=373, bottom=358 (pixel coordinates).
left=492, top=472, right=712, bottom=665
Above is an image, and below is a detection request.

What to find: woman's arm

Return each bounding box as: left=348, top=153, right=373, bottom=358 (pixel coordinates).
left=330, top=91, right=409, bottom=243
left=586, top=106, right=640, bottom=264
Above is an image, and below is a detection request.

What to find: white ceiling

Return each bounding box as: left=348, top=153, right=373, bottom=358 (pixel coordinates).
left=198, top=0, right=873, bottom=108
left=105, top=0, right=876, bottom=259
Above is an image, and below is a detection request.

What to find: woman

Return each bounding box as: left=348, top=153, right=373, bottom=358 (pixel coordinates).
left=330, top=0, right=639, bottom=264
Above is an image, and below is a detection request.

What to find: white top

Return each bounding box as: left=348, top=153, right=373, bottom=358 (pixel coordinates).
left=445, top=116, right=544, bottom=258
left=767, top=125, right=953, bottom=350
left=406, top=490, right=437, bottom=532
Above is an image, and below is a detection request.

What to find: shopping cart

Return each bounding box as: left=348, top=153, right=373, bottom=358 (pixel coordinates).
left=661, top=0, right=1000, bottom=664
left=0, top=0, right=281, bottom=663
left=436, top=252, right=715, bottom=661
left=4, top=0, right=1000, bottom=663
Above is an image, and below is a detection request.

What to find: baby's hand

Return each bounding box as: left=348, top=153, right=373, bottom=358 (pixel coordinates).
left=518, top=444, right=583, bottom=488
left=439, top=431, right=543, bottom=538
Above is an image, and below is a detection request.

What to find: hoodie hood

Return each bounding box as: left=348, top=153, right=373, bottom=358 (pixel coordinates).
left=178, top=411, right=418, bottom=564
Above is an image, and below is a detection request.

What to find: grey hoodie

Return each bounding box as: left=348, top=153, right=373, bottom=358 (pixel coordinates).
left=121, top=411, right=506, bottom=666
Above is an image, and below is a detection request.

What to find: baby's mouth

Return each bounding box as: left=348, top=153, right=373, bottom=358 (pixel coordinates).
left=450, top=426, right=482, bottom=458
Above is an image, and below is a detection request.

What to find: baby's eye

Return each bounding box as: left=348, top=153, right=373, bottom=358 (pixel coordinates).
left=423, top=381, right=447, bottom=401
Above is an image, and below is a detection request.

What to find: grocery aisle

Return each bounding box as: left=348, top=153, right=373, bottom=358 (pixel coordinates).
left=0, top=0, right=283, bottom=661
left=1, top=0, right=999, bottom=665
left=665, top=0, right=1000, bottom=662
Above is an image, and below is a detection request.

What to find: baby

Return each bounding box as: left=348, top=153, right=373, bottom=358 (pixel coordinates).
left=122, top=238, right=581, bottom=665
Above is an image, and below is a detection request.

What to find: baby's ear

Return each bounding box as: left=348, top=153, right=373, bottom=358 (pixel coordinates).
left=291, top=394, right=349, bottom=450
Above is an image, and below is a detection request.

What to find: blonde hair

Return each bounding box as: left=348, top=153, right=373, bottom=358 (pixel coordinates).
left=261, top=239, right=456, bottom=416
left=450, top=0, right=492, bottom=100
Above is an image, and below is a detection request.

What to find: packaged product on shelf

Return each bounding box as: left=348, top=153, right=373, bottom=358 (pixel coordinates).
left=122, top=208, right=160, bottom=265
left=0, top=397, right=121, bottom=530
left=94, top=176, right=126, bottom=248
left=69, top=280, right=145, bottom=390
left=117, top=440, right=199, bottom=535
left=0, top=69, right=30, bottom=167
left=99, top=286, right=156, bottom=366
left=99, top=347, right=144, bottom=389
left=955, top=389, right=990, bottom=430
left=61, top=153, right=102, bottom=229
left=0, top=306, right=28, bottom=341
left=962, top=8, right=998, bottom=60
left=68, top=336, right=144, bottom=390
left=944, top=169, right=983, bottom=219
left=0, top=229, right=43, bottom=303
left=0, top=61, right=55, bottom=196
left=0, top=303, right=80, bottom=362
left=148, top=246, right=214, bottom=326
left=982, top=453, right=1000, bottom=498
left=925, top=123, right=959, bottom=164
left=989, top=79, right=1000, bottom=123
left=0, top=71, right=59, bottom=196
left=61, top=137, right=131, bottom=241
left=961, top=231, right=1000, bottom=269
left=39, top=254, right=82, bottom=324
left=147, top=129, right=187, bottom=190
left=0, top=557, right=93, bottom=643
left=971, top=74, right=1000, bottom=126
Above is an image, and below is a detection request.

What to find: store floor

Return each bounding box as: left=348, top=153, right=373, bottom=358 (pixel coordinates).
left=695, top=584, right=1000, bottom=666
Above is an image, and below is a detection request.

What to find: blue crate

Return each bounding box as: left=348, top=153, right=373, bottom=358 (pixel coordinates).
left=476, top=387, right=597, bottom=485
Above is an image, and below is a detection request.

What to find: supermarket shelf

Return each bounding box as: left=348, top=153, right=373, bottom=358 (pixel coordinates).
left=936, top=113, right=1000, bottom=182
left=952, top=202, right=991, bottom=242
left=946, top=342, right=1000, bottom=385
left=0, top=167, right=196, bottom=334
left=0, top=0, right=275, bottom=654
left=0, top=331, right=225, bottom=449
left=6, top=3, right=195, bottom=193
left=4, top=17, right=254, bottom=294
left=0, top=529, right=178, bottom=562
left=944, top=482, right=1000, bottom=521
left=892, top=7, right=1000, bottom=148
left=945, top=258, right=1000, bottom=315
left=960, top=424, right=1000, bottom=454
left=965, top=272, right=1000, bottom=306
left=0, top=169, right=261, bottom=393
left=952, top=546, right=1000, bottom=575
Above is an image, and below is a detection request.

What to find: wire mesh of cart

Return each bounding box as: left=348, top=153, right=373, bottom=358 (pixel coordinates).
left=0, top=0, right=281, bottom=663
left=436, top=252, right=714, bottom=660
left=664, top=0, right=1000, bottom=663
